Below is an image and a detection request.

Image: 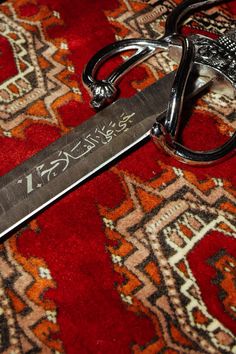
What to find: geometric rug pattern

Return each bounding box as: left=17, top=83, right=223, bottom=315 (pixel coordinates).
left=100, top=165, right=236, bottom=353
left=0, top=0, right=235, bottom=352
left=0, top=0, right=81, bottom=137
left=0, top=233, right=63, bottom=353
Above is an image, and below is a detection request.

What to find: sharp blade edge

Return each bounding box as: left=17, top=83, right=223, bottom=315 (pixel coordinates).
left=0, top=71, right=209, bottom=238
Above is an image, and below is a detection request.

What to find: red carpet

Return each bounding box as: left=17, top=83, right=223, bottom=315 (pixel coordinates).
left=0, top=0, right=235, bottom=353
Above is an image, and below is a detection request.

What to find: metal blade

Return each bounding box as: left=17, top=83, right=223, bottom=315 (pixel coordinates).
left=0, top=72, right=209, bottom=239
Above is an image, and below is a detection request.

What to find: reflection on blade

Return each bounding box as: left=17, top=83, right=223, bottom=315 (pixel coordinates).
left=0, top=72, right=209, bottom=239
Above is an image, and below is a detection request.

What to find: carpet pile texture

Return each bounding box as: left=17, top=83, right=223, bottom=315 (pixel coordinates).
left=0, top=0, right=235, bottom=353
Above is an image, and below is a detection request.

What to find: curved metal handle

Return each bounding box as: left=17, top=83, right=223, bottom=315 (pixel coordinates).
left=164, top=0, right=224, bottom=38
left=83, top=0, right=235, bottom=164
left=152, top=30, right=236, bottom=164
left=151, top=35, right=195, bottom=140
left=82, top=39, right=168, bottom=109
left=153, top=130, right=236, bottom=164
left=82, top=0, right=224, bottom=109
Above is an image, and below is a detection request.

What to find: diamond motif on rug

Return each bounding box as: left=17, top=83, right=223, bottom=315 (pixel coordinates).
left=0, top=0, right=81, bottom=136
left=0, top=232, right=63, bottom=353
left=100, top=165, right=236, bottom=353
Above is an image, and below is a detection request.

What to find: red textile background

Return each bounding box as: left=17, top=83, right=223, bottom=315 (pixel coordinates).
left=0, top=0, right=235, bottom=353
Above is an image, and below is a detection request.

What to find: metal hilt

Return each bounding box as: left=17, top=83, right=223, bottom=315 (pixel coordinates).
left=152, top=29, right=236, bottom=164
left=83, top=0, right=235, bottom=164
left=82, top=38, right=168, bottom=109
left=164, top=0, right=224, bottom=38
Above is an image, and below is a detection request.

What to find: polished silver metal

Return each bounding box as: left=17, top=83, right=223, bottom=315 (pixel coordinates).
left=164, top=0, right=224, bottom=38
left=0, top=0, right=235, bottom=239
left=83, top=0, right=235, bottom=164
left=82, top=39, right=168, bottom=109
left=164, top=29, right=236, bottom=163
left=0, top=73, right=210, bottom=239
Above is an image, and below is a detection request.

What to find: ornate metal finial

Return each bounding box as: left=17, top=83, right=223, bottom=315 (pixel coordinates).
left=88, top=80, right=118, bottom=109
left=218, top=29, right=236, bottom=54
left=193, top=29, right=236, bottom=86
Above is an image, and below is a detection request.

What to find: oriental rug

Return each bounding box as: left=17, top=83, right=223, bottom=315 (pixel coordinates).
left=0, top=0, right=235, bottom=353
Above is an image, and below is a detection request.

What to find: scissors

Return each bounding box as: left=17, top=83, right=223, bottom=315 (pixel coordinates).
left=83, top=0, right=236, bottom=164
left=0, top=0, right=235, bottom=239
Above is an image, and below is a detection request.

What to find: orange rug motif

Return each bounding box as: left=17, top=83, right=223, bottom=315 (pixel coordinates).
left=0, top=231, right=63, bottom=353
left=0, top=0, right=81, bottom=138
left=0, top=0, right=235, bottom=353
left=100, top=165, right=236, bottom=353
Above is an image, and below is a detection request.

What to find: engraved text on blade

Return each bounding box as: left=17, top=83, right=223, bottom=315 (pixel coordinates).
left=16, top=112, right=135, bottom=195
